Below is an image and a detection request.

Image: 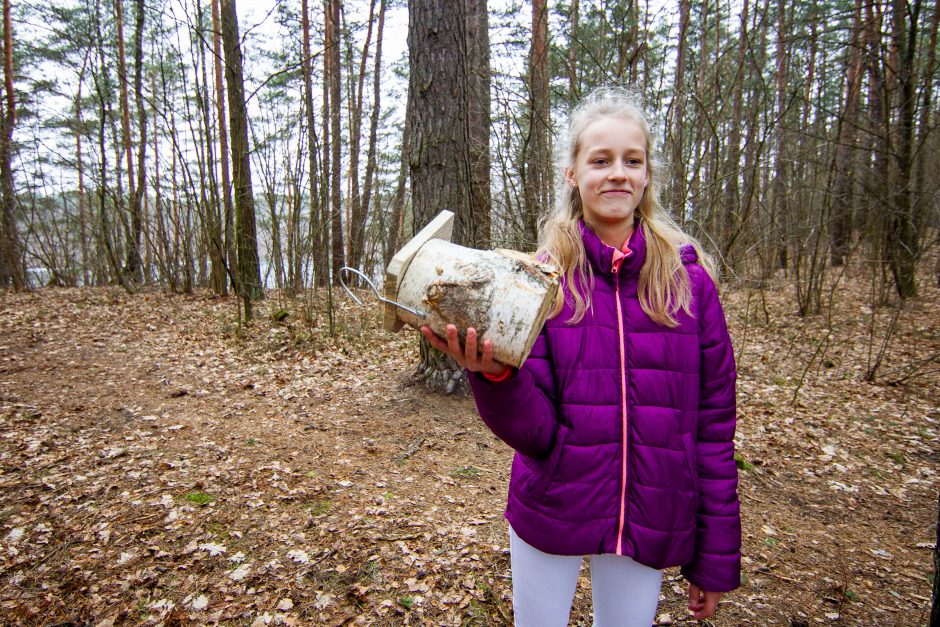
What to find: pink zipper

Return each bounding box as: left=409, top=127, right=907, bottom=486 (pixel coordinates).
left=613, top=267, right=628, bottom=555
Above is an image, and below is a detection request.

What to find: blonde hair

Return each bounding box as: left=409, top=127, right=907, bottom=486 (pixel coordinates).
left=537, top=86, right=718, bottom=327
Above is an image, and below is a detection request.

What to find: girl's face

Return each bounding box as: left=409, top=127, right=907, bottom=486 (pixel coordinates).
left=565, top=116, right=650, bottom=235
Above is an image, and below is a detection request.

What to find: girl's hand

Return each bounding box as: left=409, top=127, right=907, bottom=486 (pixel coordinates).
left=420, top=324, right=508, bottom=376
left=687, top=583, right=723, bottom=620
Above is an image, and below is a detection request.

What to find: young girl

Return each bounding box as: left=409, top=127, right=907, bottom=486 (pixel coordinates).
left=422, top=86, right=740, bottom=626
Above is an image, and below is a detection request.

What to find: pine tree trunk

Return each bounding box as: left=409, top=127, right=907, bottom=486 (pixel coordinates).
left=211, top=0, right=233, bottom=295
left=886, top=0, right=920, bottom=299
left=522, top=0, right=550, bottom=251
left=115, top=0, right=141, bottom=283
left=466, top=0, right=491, bottom=249
left=567, top=0, right=579, bottom=101
left=407, top=0, right=476, bottom=394
left=328, top=0, right=344, bottom=285
left=347, top=0, right=377, bottom=273
left=830, top=0, right=864, bottom=267
left=132, top=0, right=146, bottom=283
left=300, top=0, right=323, bottom=289
left=75, top=71, right=90, bottom=287
left=771, top=0, right=790, bottom=274
left=197, top=0, right=225, bottom=295
left=320, top=9, right=332, bottom=289
left=0, top=0, right=22, bottom=289
left=362, top=0, right=386, bottom=264
left=720, top=0, right=749, bottom=270
left=220, top=0, right=263, bottom=317
left=668, top=0, right=691, bottom=220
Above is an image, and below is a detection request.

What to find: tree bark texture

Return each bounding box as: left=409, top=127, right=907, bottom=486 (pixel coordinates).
left=830, top=0, right=864, bottom=267
left=300, top=0, right=324, bottom=288
left=115, top=0, right=141, bottom=282
left=211, top=0, right=233, bottom=295
left=328, top=0, right=344, bottom=284
left=668, top=0, right=691, bottom=220
left=132, top=0, right=147, bottom=283
left=361, top=0, right=386, bottom=268
left=220, top=0, right=263, bottom=312
left=346, top=0, right=376, bottom=273
left=886, top=0, right=920, bottom=299
left=0, top=0, right=22, bottom=289
left=466, top=0, right=492, bottom=250
left=522, top=0, right=550, bottom=251
left=406, top=0, right=474, bottom=247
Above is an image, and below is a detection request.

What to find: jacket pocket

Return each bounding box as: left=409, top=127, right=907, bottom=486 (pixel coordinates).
left=523, top=424, right=569, bottom=500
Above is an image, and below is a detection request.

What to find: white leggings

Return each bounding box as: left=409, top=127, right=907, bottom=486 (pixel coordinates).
left=510, top=527, right=663, bottom=627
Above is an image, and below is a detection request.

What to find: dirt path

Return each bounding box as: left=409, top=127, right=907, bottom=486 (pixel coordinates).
left=0, top=285, right=937, bottom=625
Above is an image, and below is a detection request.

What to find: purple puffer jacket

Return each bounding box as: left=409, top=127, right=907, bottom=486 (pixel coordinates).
left=468, top=220, right=741, bottom=593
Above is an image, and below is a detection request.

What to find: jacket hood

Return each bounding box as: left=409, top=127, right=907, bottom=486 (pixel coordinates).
left=679, top=242, right=698, bottom=265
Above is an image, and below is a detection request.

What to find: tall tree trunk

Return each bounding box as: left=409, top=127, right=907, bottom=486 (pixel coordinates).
left=132, top=0, right=146, bottom=283
left=522, top=0, right=550, bottom=250
left=220, top=0, right=263, bottom=318
left=668, top=0, right=691, bottom=220
left=0, top=0, right=22, bottom=289
left=75, top=71, right=90, bottom=287
left=93, top=0, right=127, bottom=289
left=914, top=0, right=939, bottom=289
left=771, top=0, right=790, bottom=273
left=466, top=0, right=491, bottom=249
left=720, top=0, right=750, bottom=269
left=346, top=0, right=376, bottom=274
left=407, top=0, right=475, bottom=394
left=300, top=0, right=324, bottom=289
left=115, top=0, right=141, bottom=283
left=830, top=0, right=864, bottom=267
left=362, top=0, right=387, bottom=267
left=328, top=0, right=344, bottom=285
left=567, top=0, right=579, bottom=101
left=197, top=0, right=225, bottom=294
left=865, top=0, right=891, bottom=298
left=153, top=64, right=174, bottom=290
left=886, top=0, right=920, bottom=299
left=211, top=0, right=233, bottom=295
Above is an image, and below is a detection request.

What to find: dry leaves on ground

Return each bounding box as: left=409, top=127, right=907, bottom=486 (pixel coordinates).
left=0, top=267, right=936, bottom=625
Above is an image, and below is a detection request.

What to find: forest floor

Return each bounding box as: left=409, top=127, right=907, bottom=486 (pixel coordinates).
left=0, top=266, right=938, bottom=626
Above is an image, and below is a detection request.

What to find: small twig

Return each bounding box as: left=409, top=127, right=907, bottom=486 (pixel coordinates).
left=764, top=570, right=803, bottom=584
left=884, top=351, right=940, bottom=386
left=374, top=533, right=422, bottom=542
left=395, top=437, right=425, bottom=464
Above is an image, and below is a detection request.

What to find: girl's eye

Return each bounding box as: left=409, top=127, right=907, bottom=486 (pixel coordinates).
left=592, top=159, right=609, bottom=166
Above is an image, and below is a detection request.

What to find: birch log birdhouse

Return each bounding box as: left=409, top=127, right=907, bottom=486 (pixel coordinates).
left=384, top=211, right=559, bottom=368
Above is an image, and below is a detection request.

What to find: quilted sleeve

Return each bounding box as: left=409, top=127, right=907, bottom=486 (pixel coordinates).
left=466, top=326, right=561, bottom=459
left=680, top=270, right=742, bottom=593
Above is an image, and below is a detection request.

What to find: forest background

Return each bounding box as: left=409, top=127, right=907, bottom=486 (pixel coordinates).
left=0, top=0, right=938, bottom=624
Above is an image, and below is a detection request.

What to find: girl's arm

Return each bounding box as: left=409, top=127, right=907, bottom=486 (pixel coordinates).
left=680, top=270, right=742, bottom=595
left=421, top=324, right=560, bottom=459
